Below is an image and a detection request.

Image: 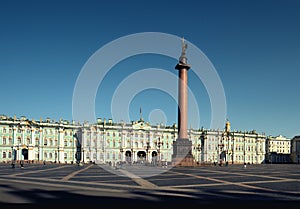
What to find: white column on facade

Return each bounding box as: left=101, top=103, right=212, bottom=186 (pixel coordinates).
left=58, top=127, right=64, bottom=163
left=96, top=128, right=99, bottom=162
left=39, top=127, right=43, bottom=161
left=21, top=126, right=25, bottom=145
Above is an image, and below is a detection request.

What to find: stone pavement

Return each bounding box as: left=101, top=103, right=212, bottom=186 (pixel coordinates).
left=0, top=163, right=300, bottom=208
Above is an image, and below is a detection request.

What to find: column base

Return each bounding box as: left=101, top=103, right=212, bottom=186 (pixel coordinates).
left=172, top=138, right=195, bottom=167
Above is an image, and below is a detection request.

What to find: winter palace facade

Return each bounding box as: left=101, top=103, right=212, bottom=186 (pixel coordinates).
left=0, top=114, right=294, bottom=164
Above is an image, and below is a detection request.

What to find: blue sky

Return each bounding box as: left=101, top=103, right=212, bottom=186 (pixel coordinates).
left=0, top=0, right=299, bottom=138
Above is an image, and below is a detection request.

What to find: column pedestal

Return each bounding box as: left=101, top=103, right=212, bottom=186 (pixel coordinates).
left=172, top=138, right=195, bottom=166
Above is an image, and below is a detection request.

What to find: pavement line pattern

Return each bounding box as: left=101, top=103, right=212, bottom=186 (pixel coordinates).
left=170, top=178, right=296, bottom=188
left=9, top=165, right=72, bottom=177
left=119, top=168, right=159, bottom=189
left=199, top=168, right=300, bottom=181
left=0, top=178, right=158, bottom=202
left=61, top=164, right=93, bottom=181
left=167, top=171, right=300, bottom=199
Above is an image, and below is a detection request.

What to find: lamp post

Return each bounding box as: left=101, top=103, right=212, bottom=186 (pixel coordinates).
left=146, top=142, right=150, bottom=164
left=120, top=148, right=123, bottom=162
left=157, top=137, right=161, bottom=166
left=197, top=144, right=201, bottom=165
left=130, top=148, right=133, bottom=164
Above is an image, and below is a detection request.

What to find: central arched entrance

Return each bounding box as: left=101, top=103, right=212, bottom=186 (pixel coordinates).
left=220, top=151, right=226, bottom=164
left=125, top=151, right=131, bottom=163
left=22, top=148, right=28, bottom=160
left=137, top=151, right=146, bottom=163
left=152, top=151, right=158, bottom=165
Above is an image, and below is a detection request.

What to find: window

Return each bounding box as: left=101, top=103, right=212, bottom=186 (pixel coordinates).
left=8, top=152, right=11, bottom=158
left=26, top=129, right=31, bottom=134
left=65, top=131, right=68, bottom=136
left=8, top=138, right=12, bottom=145
left=44, top=152, right=47, bottom=158
left=18, top=129, right=21, bottom=133
left=49, top=153, right=53, bottom=159
left=2, top=152, right=6, bottom=158
left=18, top=138, right=21, bottom=144
left=35, top=138, right=39, bottom=145
left=3, top=128, right=6, bottom=133
left=3, top=137, right=6, bottom=145
left=44, top=138, right=47, bottom=146
left=9, top=129, right=12, bottom=133
left=64, top=140, right=67, bottom=146
left=64, top=153, right=67, bottom=160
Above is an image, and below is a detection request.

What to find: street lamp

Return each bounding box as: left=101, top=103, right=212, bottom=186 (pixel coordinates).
left=146, top=142, right=150, bottom=164
left=197, top=144, right=201, bottom=165
left=157, top=137, right=161, bottom=166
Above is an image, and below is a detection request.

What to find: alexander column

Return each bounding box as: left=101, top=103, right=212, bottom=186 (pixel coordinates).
left=172, top=38, right=195, bottom=166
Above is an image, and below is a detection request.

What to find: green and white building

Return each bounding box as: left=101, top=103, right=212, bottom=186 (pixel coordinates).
left=0, top=115, right=80, bottom=163
left=1, top=114, right=272, bottom=164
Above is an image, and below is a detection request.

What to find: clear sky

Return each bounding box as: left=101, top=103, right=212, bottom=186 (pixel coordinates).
left=0, top=0, right=299, bottom=139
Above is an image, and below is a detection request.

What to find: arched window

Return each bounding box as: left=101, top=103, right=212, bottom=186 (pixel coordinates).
left=2, top=152, right=6, bottom=158
left=44, top=152, right=47, bottom=158
left=49, top=153, right=53, bottom=159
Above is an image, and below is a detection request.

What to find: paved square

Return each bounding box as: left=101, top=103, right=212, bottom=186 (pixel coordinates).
left=0, top=163, right=300, bottom=208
